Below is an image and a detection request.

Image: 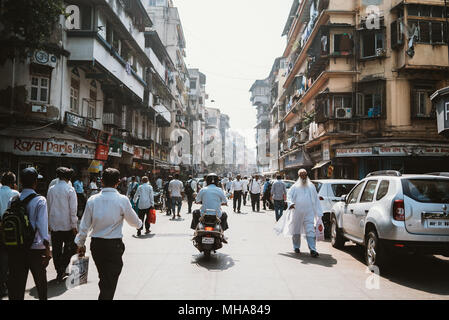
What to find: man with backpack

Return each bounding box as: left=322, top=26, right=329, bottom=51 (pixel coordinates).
left=5, top=167, right=51, bottom=300
left=0, top=172, right=19, bottom=297
left=184, top=176, right=197, bottom=214
left=262, top=178, right=273, bottom=211
left=47, top=167, right=78, bottom=283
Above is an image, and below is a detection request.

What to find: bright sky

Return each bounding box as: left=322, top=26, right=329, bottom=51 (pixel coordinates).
left=174, top=0, right=292, bottom=149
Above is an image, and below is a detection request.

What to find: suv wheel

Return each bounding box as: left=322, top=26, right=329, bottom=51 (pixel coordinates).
left=331, top=216, right=345, bottom=249
left=365, top=231, right=388, bottom=268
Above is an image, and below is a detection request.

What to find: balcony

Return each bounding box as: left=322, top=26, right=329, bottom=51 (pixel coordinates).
left=66, top=33, right=146, bottom=100
left=103, top=113, right=122, bottom=127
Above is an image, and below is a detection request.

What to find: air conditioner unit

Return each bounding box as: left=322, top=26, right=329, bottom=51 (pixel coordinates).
left=336, top=107, right=353, bottom=119
left=30, top=50, right=58, bottom=68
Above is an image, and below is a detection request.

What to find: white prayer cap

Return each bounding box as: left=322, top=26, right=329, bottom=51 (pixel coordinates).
left=298, top=169, right=307, bottom=175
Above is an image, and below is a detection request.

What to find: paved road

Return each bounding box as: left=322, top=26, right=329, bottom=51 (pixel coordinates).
left=7, top=199, right=449, bottom=300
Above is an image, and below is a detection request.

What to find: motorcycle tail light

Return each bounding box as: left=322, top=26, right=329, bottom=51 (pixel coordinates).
left=205, top=227, right=214, bottom=231
left=319, top=196, right=324, bottom=201
left=393, top=200, right=405, bottom=221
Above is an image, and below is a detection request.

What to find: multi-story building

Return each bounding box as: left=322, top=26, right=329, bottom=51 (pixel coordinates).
left=0, top=0, right=177, bottom=192
left=276, top=0, right=449, bottom=180
left=249, top=79, right=271, bottom=173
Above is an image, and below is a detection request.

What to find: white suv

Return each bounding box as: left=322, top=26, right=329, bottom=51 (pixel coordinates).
left=330, top=171, right=449, bottom=268
left=311, top=179, right=359, bottom=238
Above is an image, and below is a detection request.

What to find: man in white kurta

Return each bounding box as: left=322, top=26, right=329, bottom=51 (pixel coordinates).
left=275, top=169, right=323, bottom=257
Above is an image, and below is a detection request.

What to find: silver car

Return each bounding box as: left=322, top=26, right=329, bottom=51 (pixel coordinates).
left=330, top=171, right=449, bottom=267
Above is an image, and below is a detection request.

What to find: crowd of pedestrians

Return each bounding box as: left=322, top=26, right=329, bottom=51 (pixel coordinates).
left=0, top=166, right=293, bottom=301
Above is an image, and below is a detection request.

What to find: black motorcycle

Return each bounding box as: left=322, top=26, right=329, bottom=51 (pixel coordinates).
left=153, top=187, right=164, bottom=210
left=193, top=209, right=225, bottom=258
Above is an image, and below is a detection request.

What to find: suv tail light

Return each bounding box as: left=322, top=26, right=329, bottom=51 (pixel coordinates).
left=393, top=200, right=405, bottom=221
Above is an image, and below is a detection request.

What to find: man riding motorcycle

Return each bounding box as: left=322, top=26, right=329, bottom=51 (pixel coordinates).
left=191, top=173, right=229, bottom=243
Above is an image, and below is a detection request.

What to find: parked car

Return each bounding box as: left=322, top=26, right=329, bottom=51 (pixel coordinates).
left=330, top=171, right=449, bottom=268
left=311, top=179, right=359, bottom=238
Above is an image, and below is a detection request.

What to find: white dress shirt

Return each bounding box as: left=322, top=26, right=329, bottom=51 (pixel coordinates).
left=249, top=179, right=262, bottom=194
left=230, top=179, right=243, bottom=193
left=0, top=185, right=19, bottom=217
left=47, top=180, right=78, bottom=232
left=169, top=179, right=184, bottom=197
left=20, top=189, right=50, bottom=250
left=156, top=178, right=163, bottom=189
left=49, top=178, right=72, bottom=190
left=75, top=188, right=143, bottom=247
left=242, top=179, right=249, bottom=192
left=133, top=182, right=154, bottom=210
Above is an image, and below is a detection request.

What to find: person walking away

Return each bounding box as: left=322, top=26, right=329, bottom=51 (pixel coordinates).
left=275, top=169, right=323, bottom=257
left=7, top=168, right=51, bottom=300
left=156, top=177, right=163, bottom=191
left=169, top=174, right=184, bottom=219
left=0, top=172, right=20, bottom=297
left=262, top=178, right=273, bottom=210
left=242, top=176, right=249, bottom=206
left=164, top=176, right=173, bottom=216
left=184, top=176, right=197, bottom=214
left=249, top=175, right=262, bottom=212
left=75, top=168, right=142, bottom=300
left=230, top=174, right=243, bottom=213
left=221, top=176, right=229, bottom=191
left=127, top=176, right=139, bottom=212
left=74, top=174, right=86, bottom=219
left=88, top=177, right=99, bottom=198
left=271, top=175, right=287, bottom=222
left=133, top=176, right=154, bottom=236
left=48, top=168, right=73, bottom=190
left=47, top=167, right=78, bottom=283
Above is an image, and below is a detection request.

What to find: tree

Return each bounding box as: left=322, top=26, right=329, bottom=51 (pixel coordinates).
left=0, top=0, right=65, bottom=64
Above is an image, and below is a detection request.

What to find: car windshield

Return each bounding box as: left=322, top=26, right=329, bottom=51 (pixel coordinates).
left=331, top=184, right=357, bottom=197
left=402, top=179, right=449, bottom=203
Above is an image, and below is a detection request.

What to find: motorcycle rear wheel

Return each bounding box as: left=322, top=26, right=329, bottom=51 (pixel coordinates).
left=204, top=250, right=211, bottom=258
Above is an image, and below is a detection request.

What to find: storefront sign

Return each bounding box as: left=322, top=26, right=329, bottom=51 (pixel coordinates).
left=122, top=143, right=134, bottom=155
left=65, top=112, right=93, bottom=129
left=95, top=144, right=109, bottom=161
left=143, top=148, right=151, bottom=161
left=88, top=160, right=103, bottom=173
left=336, top=148, right=373, bottom=157
left=431, top=87, right=449, bottom=136
left=133, top=147, right=143, bottom=159
left=11, top=138, right=95, bottom=159
left=322, top=141, right=330, bottom=161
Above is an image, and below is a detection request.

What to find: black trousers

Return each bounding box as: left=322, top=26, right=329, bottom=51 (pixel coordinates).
left=51, top=231, right=76, bottom=277
left=137, top=208, right=151, bottom=231
left=233, top=190, right=242, bottom=211
left=262, top=192, right=273, bottom=210
left=76, top=193, right=86, bottom=219
left=243, top=192, right=248, bottom=206
left=187, top=193, right=195, bottom=213
left=191, top=210, right=229, bottom=231
left=250, top=192, right=260, bottom=211
left=8, top=249, right=48, bottom=300
left=90, top=238, right=125, bottom=300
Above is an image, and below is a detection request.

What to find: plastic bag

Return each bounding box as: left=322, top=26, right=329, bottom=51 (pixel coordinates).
left=316, top=218, right=325, bottom=242
left=148, top=208, right=156, bottom=224
left=66, top=255, right=89, bottom=288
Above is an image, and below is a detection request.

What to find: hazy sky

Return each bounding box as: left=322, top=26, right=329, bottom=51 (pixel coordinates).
left=173, top=0, right=292, bottom=148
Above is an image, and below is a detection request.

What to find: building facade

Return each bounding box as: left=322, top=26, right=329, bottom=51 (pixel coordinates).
left=273, top=0, right=449, bottom=180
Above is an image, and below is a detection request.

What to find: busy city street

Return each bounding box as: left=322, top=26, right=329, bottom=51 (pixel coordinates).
left=4, top=198, right=447, bottom=301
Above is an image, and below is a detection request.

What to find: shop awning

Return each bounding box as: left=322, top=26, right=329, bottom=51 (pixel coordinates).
left=312, top=160, right=331, bottom=170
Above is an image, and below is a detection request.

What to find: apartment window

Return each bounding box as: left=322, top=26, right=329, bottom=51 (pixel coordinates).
left=30, top=76, right=50, bottom=103
left=79, top=5, right=92, bottom=30
left=190, top=79, right=197, bottom=89
left=408, top=4, right=446, bottom=18
left=333, top=33, right=353, bottom=55
left=409, top=20, right=447, bottom=44
left=361, top=32, right=385, bottom=58
left=391, top=20, right=404, bottom=48
left=88, top=88, right=97, bottom=119
left=412, top=86, right=435, bottom=118
left=70, top=78, right=80, bottom=113
left=356, top=82, right=385, bottom=118
left=142, top=120, right=146, bottom=139
left=106, top=21, right=113, bottom=43
left=334, top=96, right=352, bottom=109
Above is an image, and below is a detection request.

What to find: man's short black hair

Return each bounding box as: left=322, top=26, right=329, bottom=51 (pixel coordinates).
left=102, top=168, right=121, bottom=187
left=131, top=176, right=136, bottom=181
left=276, top=175, right=282, bottom=180
left=1, top=171, right=16, bottom=186
left=174, top=173, right=179, bottom=179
